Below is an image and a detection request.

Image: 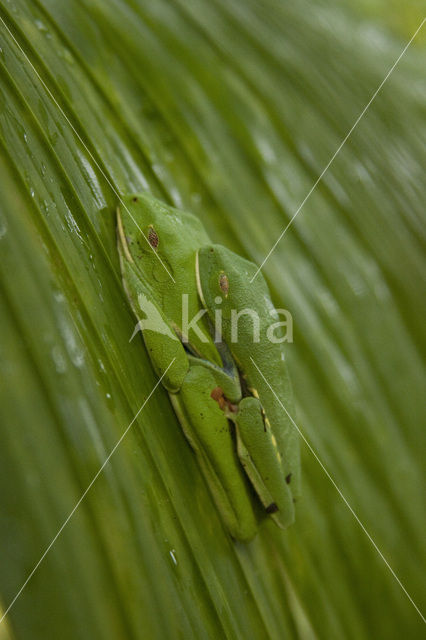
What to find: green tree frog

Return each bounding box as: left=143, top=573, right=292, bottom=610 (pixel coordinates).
left=117, top=193, right=300, bottom=542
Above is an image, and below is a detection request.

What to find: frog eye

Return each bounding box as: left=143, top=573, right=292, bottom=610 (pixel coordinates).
left=148, top=226, right=159, bottom=249
left=219, top=272, right=229, bottom=296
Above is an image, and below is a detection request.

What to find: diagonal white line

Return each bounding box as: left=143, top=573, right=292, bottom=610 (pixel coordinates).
left=250, top=356, right=426, bottom=624
left=0, top=15, right=175, bottom=283
left=250, top=17, right=426, bottom=282
left=0, top=359, right=175, bottom=625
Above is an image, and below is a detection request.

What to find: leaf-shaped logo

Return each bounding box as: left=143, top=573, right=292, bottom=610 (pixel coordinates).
left=129, top=293, right=179, bottom=342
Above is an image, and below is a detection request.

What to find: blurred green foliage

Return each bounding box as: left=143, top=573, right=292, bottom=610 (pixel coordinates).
left=0, top=1, right=425, bottom=638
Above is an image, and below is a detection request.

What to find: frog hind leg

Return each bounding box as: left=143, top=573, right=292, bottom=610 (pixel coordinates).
left=235, top=397, right=295, bottom=530
left=170, top=365, right=258, bottom=542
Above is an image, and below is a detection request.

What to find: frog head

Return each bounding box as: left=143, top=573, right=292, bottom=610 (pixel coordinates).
left=117, top=193, right=221, bottom=365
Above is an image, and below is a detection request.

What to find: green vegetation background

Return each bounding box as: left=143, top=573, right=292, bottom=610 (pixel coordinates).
left=0, top=1, right=424, bottom=638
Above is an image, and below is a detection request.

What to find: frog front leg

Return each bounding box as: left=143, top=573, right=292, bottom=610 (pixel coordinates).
left=234, top=397, right=295, bottom=530
left=170, top=365, right=258, bottom=542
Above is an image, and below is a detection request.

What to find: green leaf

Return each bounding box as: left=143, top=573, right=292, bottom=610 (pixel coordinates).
left=0, top=1, right=424, bottom=638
